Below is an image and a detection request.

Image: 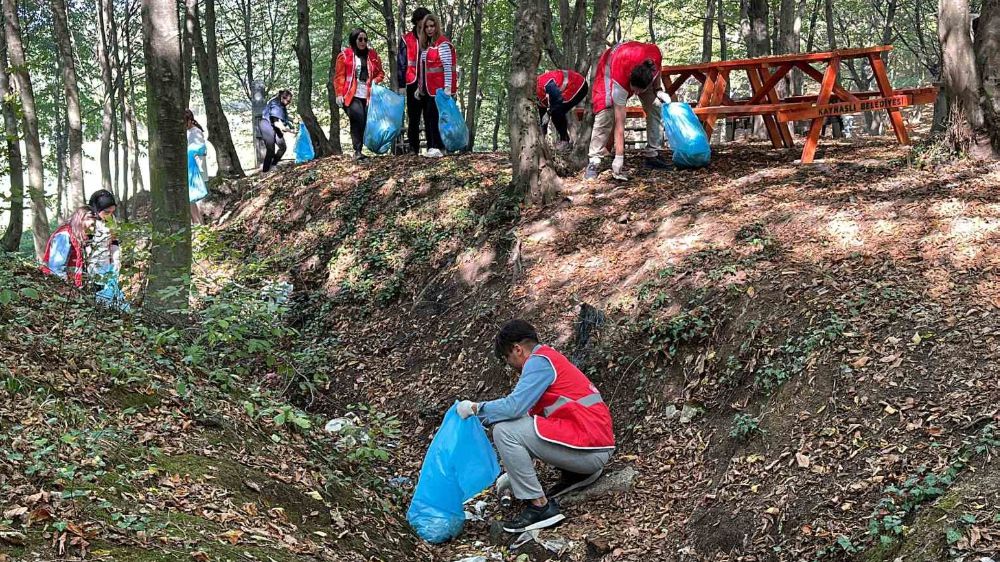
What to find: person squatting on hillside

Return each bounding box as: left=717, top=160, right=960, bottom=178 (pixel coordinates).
left=335, top=28, right=386, bottom=161
left=415, top=13, right=457, bottom=158
left=397, top=6, right=431, bottom=155
left=186, top=109, right=208, bottom=224
left=537, top=69, right=588, bottom=152
left=87, top=190, right=120, bottom=282
left=458, top=320, right=615, bottom=533
left=260, top=90, right=294, bottom=173
left=40, top=207, right=97, bottom=288
left=585, top=41, right=673, bottom=181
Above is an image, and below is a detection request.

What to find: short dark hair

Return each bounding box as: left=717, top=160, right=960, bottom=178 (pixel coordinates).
left=88, top=189, right=117, bottom=214
left=278, top=89, right=293, bottom=100
left=628, top=59, right=658, bottom=91
left=494, top=319, right=539, bottom=359
left=411, top=7, right=430, bottom=26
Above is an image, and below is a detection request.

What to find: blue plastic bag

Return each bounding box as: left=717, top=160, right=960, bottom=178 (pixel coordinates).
left=294, top=123, right=314, bottom=163
left=407, top=402, right=500, bottom=543
left=94, top=268, right=130, bottom=312
left=434, top=90, right=469, bottom=152
left=187, top=143, right=208, bottom=203
left=661, top=102, right=711, bottom=168
left=364, top=85, right=405, bottom=154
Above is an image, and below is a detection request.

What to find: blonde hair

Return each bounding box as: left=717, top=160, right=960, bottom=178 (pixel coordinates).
left=419, top=14, right=441, bottom=48
left=66, top=206, right=96, bottom=246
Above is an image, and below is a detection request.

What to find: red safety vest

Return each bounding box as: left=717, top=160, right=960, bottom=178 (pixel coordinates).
left=39, top=224, right=85, bottom=288
left=528, top=345, right=615, bottom=450
left=423, top=36, right=458, bottom=97
left=536, top=70, right=586, bottom=108
left=403, top=32, right=419, bottom=85
left=334, top=47, right=384, bottom=107
left=591, top=41, right=662, bottom=114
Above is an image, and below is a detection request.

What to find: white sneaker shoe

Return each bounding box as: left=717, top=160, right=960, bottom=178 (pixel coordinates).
left=424, top=148, right=444, bottom=158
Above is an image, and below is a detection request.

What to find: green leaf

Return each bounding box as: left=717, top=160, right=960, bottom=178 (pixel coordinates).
left=19, top=287, right=39, bottom=300
left=945, top=527, right=963, bottom=544
left=274, top=412, right=286, bottom=426
left=270, top=433, right=282, bottom=443
left=292, top=416, right=311, bottom=429
left=0, top=289, right=13, bottom=305
left=243, top=401, right=255, bottom=418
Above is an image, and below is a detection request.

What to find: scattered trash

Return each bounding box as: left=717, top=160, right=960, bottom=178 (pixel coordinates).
left=261, top=279, right=293, bottom=306
left=679, top=403, right=703, bottom=424
left=324, top=417, right=354, bottom=433
left=664, top=404, right=680, bottom=420
left=464, top=500, right=488, bottom=521
left=453, top=557, right=487, bottom=562
left=495, top=473, right=513, bottom=508
left=511, top=529, right=572, bottom=554
left=388, top=476, right=412, bottom=488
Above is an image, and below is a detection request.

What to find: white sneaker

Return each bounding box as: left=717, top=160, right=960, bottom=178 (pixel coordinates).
left=424, top=148, right=444, bottom=158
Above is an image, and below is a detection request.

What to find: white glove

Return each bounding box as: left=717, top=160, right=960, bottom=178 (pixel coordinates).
left=655, top=91, right=671, bottom=106
left=457, top=400, right=478, bottom=419
left=612, top=154, right=626, bottom=178
left=336, top=96, right=344, bottom=108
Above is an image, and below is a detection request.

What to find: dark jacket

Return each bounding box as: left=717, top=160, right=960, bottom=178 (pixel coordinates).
left=262, top=97, right=291, bottom=127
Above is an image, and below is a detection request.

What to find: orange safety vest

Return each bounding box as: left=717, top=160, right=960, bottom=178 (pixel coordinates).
left=423, top=36, right=458, bottom=97
left=591, top=41, right=662, bottom=114
left=403, top=32, right=419, bottom=85
left=536, top=70, right=587, bottom=108
left=528, top=345, right=615, bottom=450
left=334, top=47, right=385, bottom=107
left=40, top=224, right=85, bottom=288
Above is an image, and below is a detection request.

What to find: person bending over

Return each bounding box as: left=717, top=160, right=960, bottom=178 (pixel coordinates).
left=537, top=69, right=588, bottom=151
left=260, top=90, right=293, bottom=173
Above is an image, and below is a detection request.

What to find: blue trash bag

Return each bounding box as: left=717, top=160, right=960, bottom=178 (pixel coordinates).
left=434, top=90, right=469, bottom=152
left=294, top=122, right=315, bottom=163
left=661, top=102, right=712, bottom=168
left=364, top=85, right=405, bottom=154
left=407, top=402, right=500, bottom=543
left=94, top=268, right=131, bottom=312
left=188, top=142, right=208, bottom=203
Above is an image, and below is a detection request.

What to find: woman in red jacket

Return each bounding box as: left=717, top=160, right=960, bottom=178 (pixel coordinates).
left=416, top=14, right=456, bottom=158
left=40, top=207, right=96, bottom=288
left=334, top=28, right=385, bottom=160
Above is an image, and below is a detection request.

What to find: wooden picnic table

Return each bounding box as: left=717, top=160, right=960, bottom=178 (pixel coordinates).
left=660, top=45, right=938, bottom=163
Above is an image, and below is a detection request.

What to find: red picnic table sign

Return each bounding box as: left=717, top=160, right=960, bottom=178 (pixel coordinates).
left=660, top=45, right=938, bottom=163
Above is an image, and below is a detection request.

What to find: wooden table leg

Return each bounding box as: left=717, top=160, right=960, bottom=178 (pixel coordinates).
left=747, top=65, right=783, bottom=148
left=868, top=54, right=910, bottom=145
left=757, top=65, right=795, bottom=148
left=697, top=69, right=718, bottom=131
left=702, top=69, right=728, bottom=139
left=802, top=56, right=840, bottom=163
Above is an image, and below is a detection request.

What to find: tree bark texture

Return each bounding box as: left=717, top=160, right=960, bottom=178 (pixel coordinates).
left=492, top=89, right=505, bottom=151
left=3, top=0, right=49, bottom=258
left=718, top=0, right=727, bottom=60
left=380, top=0, right=399, bottom=90
left=464, top=0, right=483, bottom=150
left=294, top=0, right=333, bottom=156
left=509, top=0, right=560, bottom=205
left=702, top=0, right=716, bottom=62
left=192, top=0, right=245, bottom=177
left=939, top=0, right=984, bottom=150
left=142, top=0, right=192, bottom=310
left=974, top=0, right=1000, bottom=152
left=743, top=0, right=771, bottom=56
left=97, top=0, right=114, bottom=192
left=0, top=31, right=23, bottom=252
left=125, top=5, right=146, bottom=198
left=326, top=0, right=343, bottom=152
left=182, top=0, right=195, bottom=105
left=49, top=0, right=85, bottom=208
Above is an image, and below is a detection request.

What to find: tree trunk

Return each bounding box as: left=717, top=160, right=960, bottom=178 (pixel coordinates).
left=192, top=0, right=245, bottom=177
left=974, top=0, right=1000, bottom=153
left=0, top=31, right=23, bottom=252
left=3, top=0, right=49, bottom=258
left=294, top=0, right=333, bottom=156
left=824, top=0, right=836, bottom=50
left=509, top=0, right=560, bottom=205
left=492, top=89, right=505, bottom=151
left=702, top=0, right=716, bottom=62
left=97, top=0, right=114, bottom=192
left=326, top=0, right=343, bottom=152
left=49, top=0, right=85, bottom=208
left=718, top=0, right=727, bottom=60
left=744, top=0, right=770, bottom=56
left=380, top=0, right=398, bottom=89
left=463, top=0, right=483, bottom=151
left=939, top=0, right=984, bottom=152
left=142, top=0, right=192, bottom=310
left=56, top=113, right=66, bottom=221
left=648, top=2, right=655, bottom=42
left=182, top=0, right=195, bottom=105
left=125, top=4, right=146, bottom=198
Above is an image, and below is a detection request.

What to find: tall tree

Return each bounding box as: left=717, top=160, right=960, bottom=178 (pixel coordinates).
left=718, top=0, right=728, bottom=60
left=191, top=0, right=246, bottom=177
left=742, top=0, right=771, bottom=56
left=509, top=0, right=560, bottom=205
left=97, top=0, right=115, bottom=192
left=373, top=0, right=398, bottom=89
left=702, top=0, right=716, bottom=62
left=125, top=1, right=146, bottom=199
left=0, top=31, right=22, bottom=252
left=464, top=0, right=484, bottom=151
left=49, top=0, right=85, bottom=208
left=3, top=0, right=49, bottom=258
left=294, top=0, right=334, bottom=156
left=974, top=0, right=1000, bottom=153
left=326, top=0, right=343, bottom=153
left=182, top=0, right=195, bottom=105
left=142, top=0, right=192, bottom=310
left=938, top=0, right=983, bottom=152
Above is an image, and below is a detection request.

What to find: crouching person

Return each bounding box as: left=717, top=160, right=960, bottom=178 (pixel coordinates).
left=458, top=319, right=614, bottom=533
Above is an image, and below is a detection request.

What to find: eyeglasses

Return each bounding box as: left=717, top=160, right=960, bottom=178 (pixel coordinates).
left=357, top=37, right=368, bottom=42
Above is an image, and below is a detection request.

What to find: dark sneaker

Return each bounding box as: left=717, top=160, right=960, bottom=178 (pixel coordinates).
left=583, top=162, right=599, bottom=180
left=353, top=150, right=368, bottom=161
left=502, top=499, right=566, bottom=533
left=546, top=468, right=604, bottom=499
left=643, top=155, right=674, bottom=170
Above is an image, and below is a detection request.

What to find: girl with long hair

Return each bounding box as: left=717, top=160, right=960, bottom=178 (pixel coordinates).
left=416, top=14, right=456, bottom=157
left=40, top=207, right=96, bottom=288
left=186, top=109, right=208, bottom=224
left=334, top=28, right=386, bottom=160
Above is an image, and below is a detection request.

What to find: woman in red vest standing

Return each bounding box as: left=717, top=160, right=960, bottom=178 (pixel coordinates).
left=416, top=13, right=456, bottom=158
left=458, top=320, right=615, bottom=533
left=335, top=28, right=386, bottom=161
left=397, top=7, right=431, bottom=155
left=40, top=207, right=96, bottom=288
left=536, top=69, right=589, bottom=151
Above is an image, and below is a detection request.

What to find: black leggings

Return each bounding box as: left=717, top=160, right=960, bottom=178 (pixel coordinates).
left=343, top=97, right=368, bottom=153
left=539, top=83, right=589, bottom=142
left=260, top=119, right=286, bottom=172
left=422, top=92, right=444, bottom=151
left=406, top=83, right=422, bottom=154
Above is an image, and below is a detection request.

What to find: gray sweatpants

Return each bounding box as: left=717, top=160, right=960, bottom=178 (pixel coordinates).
left=587, top=88, right=664, bottom=164
left=493, top=416, right=613, bottom=500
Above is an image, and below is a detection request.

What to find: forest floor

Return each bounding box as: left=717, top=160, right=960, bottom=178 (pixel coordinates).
left=6, top=136, right=1000, bottom=562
